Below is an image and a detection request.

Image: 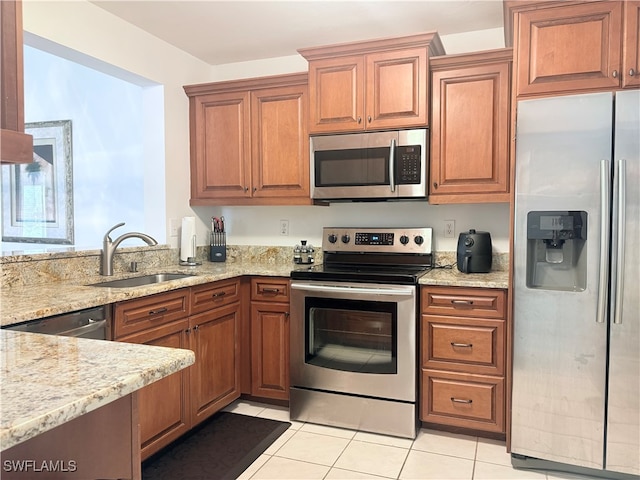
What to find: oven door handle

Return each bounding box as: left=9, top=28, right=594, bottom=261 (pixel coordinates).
left=291, top=282, right=414, bottom=297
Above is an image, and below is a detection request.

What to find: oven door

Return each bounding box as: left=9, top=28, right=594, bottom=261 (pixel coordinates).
left=290, top=281, right=417, bottom=402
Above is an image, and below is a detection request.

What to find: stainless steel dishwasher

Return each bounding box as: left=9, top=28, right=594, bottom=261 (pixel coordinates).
left=3, top=306, right=111, bottom=340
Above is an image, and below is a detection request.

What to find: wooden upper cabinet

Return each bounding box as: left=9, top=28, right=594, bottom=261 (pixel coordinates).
left=251, top=84, right=310, bottom=199
left=299, top=32, right=445, bottom=134
left=0, top=0, right=33, bottom=164
left=184, top=73, right=311, bottom=206
left=429, top=49, right=512, bottom=204
left=505, top=0, right=639, bottom=96
left=623, top=1, right=640, bottom=88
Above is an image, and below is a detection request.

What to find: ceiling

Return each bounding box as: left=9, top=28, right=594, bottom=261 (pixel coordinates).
left=90, top=1, right=505, bottom=66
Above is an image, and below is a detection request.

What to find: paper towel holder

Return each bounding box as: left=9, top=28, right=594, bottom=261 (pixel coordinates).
left=179, top=217, right=202, bottom=266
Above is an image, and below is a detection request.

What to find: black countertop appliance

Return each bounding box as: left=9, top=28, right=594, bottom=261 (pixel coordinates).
left=457, top=229, right=492, bottom=273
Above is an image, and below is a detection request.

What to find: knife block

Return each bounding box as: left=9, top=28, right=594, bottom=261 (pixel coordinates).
left=209, top=231, right=226, bottom=262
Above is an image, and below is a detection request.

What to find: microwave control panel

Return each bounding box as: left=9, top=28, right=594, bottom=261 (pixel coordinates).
left=396, top=146, right=421, bottom=184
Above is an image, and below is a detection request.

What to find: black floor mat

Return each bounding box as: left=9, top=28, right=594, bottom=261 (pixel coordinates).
left=142, top=411, right=291, bottom=480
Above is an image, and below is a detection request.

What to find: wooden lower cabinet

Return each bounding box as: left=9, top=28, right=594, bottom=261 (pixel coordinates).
left=250, top=277, right=290, bottom=400
left=114, top=280, right=242, bottom=459
left=117, top=320, right=191, bottom=460
left=421, top=370, right=505, bottom=433
left=420, top=286, right=507, bottom=436
left=189, top=302, right=241, bottom=425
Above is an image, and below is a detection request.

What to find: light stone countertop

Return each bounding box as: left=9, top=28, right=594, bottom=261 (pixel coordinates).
left=1, top=261, right=302, bottom=328
left=1, top=259, right=509, bottom=328
left=419, top=266, right=509, bottom=289
left=0, top=330, right=195, bottom=450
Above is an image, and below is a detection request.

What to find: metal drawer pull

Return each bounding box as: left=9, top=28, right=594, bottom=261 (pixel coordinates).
left=451, top=342, right=473, bottom=348
left=451, top=397, right=473, bottom=404
left=451, top=300, right=473, bottom=305
left=262, top=288, right=281, bottom=294
left=211, top=291, right=226, bottom=298
left=148, top=307, right=168, bottom=315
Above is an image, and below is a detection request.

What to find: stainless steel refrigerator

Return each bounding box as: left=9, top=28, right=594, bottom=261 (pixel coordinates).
left=512, top=90, right=639, bottom=478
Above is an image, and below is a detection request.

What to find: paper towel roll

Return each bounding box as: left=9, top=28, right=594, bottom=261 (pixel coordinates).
left=180, top=216, right=197, bottom=262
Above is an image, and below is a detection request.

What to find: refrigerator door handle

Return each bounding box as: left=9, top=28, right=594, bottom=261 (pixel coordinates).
left=611, top=159, right=626, bottom=325
left=597, top=159, right=611, bottom=324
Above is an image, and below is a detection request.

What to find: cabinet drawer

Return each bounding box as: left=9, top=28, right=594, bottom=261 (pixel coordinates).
left=422, top=315, right=504, bottom=375
left=191, top=279, right=241, bottom=314
left=421, top=369, right=504, bottom=433
left=114, top=289, right=190, bottom=338
left=251, top=277, right=290, bottom=303
left=421, top=286, right=506, bottom=319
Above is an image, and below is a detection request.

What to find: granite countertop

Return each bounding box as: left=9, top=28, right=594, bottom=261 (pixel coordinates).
left=1, top=259, right=509, bottom=327
left=419, top=266, right=509, bottom=289
left=1, top=261, right=299, bottom=328
left=0, top=330, right=195, bottom=450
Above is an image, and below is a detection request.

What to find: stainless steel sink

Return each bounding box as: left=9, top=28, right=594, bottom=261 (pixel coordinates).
left=89, top=273, right=194, bottom=288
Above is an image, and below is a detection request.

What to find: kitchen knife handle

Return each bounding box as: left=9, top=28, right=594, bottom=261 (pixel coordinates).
left=612, top=159, right=626, bottom=325
left=596, top=160, right=610, bottom=324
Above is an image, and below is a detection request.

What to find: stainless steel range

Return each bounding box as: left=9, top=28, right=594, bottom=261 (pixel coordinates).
left=289, top=227, right=433, bottom=439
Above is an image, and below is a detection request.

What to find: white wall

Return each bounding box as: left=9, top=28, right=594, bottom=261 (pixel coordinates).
left=22, top=1, right=510, bottom=254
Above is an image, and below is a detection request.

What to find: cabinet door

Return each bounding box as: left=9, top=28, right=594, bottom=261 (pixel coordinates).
left=190, top=91, right=251, bottom=200
left=251, top=84, right=310, bottom=199
left=189, top=302, right=241, bottom=426
left=429, top=59, right=511, bottom=203
left=623, top=0, right=640, bottom=88
left=515, top=1, right=623, bottom=96
left=0, top=0, right=33, bottom=164
left=117, top=320, right=190, bottom=460
left=308, top=55, right=364, bottom=133
left=250, top=301, right=289, bottom=400
left=366, top=47, right=428, bottom=130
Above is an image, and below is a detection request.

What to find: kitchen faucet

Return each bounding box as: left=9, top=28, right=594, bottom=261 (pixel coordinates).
left=101, top=222, right=158, bottom=276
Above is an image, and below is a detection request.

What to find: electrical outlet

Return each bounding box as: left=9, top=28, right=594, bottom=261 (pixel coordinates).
left=444, top=220, right=455, bottom=238
left=280, top=219, right=289, bottom=236
left=169, top=218, right=180, bottom=237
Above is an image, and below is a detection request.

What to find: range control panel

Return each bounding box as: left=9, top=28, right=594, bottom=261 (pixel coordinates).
left=322, top=227, right=432, bottom=254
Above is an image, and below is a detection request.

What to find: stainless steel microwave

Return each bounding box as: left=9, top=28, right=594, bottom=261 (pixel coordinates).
left=310, top=129, right=428, bottom=201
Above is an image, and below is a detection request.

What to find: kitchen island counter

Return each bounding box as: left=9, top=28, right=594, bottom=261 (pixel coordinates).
left=0, top=330, right=195, bottom=451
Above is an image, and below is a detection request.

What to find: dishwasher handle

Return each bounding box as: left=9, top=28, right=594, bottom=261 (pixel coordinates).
left=58, top=319, right=108, bottom=338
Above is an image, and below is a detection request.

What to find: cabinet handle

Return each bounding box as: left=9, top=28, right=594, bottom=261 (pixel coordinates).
left=253, top=187, right=257, bottom=193
left=262, top=288, right=281, bottom=295
left=357, top=116, right=362, bottom=124
left=433, top=182, right=438, bottom=189
left=244, top=187, right=249, bottom=192
left=612, top=70, right=618, bottom=78
left=451, top=300, right=474, bottom=306
left=212, top=291, right=226, bottom=298
left=148, top=307, right=168, bottom=315
left=451, top=342, right=473, bottom=348
left=451, top=397, right=473, bottom=404
left=186, top=327, right=191, bottom=334
left=630, top=68, right=636, bottom=77
left=193, top=325, right=199, bottom=332
left=367, top=115, right=372, bottom=123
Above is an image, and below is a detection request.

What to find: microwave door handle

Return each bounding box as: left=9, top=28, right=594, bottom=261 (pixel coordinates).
left=389, top=139, right=396, bottom=192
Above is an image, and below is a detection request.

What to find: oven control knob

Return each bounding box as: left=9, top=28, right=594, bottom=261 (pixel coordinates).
left=400, top=235, right=410, bottom=245
left=341, top=234, right=351, bottom=244
left=414, top=235, right=424, bottom=245
left=328, top=234, right=338, bottom=244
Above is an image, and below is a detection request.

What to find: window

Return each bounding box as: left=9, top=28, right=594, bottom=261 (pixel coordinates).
left=1, top=36, right=165, bottom=254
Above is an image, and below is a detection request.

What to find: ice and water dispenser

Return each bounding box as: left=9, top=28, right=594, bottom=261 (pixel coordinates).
left=526, top=211, right=587, bottom=291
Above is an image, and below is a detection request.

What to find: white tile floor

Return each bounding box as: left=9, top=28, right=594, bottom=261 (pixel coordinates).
left=223, top=400, right=604, bottom=480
